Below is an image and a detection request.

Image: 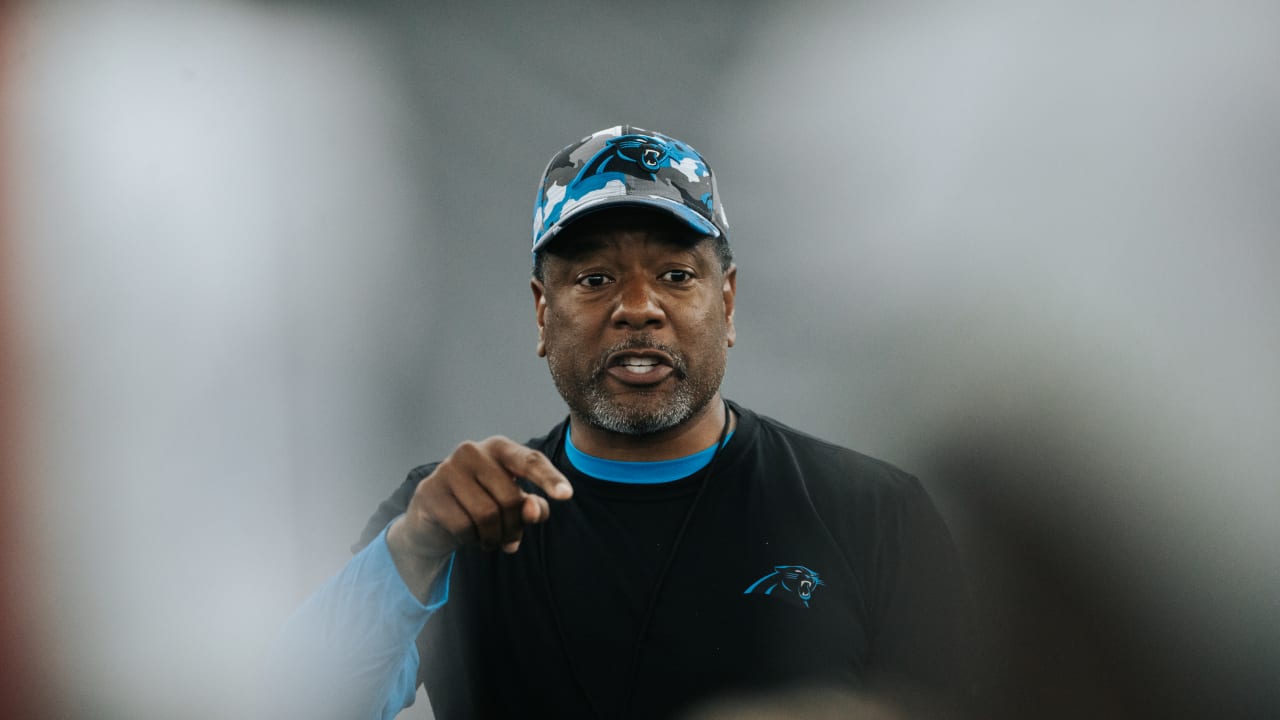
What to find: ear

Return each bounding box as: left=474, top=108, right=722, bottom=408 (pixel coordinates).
left=722, top=264, right=737, bottom=348
left=531, top=277, right=548, bottom=357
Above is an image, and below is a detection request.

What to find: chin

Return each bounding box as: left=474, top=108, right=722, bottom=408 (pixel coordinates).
left=582, top=390, right=710, bottom=436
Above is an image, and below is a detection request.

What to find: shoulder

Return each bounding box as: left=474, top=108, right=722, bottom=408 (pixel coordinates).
left=731, top=403, right=938, bottom=550
left=741, top=403, right=920, bottom=495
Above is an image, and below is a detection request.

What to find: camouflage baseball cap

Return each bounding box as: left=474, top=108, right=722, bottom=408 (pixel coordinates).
left=531, top=125, right=730, bottom=253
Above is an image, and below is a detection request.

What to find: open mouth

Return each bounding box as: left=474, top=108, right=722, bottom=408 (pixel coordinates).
left=799, top=580, right=813, bottom=599
left=604, top=348, right=679, bottom=385
left=616, top=356, right=662, bottom=375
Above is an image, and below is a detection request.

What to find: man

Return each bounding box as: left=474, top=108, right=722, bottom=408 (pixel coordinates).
left=276, top=126, right=968, bottom=719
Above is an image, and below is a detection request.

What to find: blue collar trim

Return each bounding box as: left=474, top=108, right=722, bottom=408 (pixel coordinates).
left=565, top=424, right=734, bottom=484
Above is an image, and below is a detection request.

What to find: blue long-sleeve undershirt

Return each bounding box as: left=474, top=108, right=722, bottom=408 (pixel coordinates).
left=271, top=522, right=453, bottom=719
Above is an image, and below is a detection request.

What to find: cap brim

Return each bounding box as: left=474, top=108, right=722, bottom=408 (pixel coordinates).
left=532, top=196, right=720, bottom=253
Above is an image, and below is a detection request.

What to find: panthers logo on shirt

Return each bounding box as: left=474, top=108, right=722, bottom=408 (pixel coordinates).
left=744, top=565, right=824, bottom=608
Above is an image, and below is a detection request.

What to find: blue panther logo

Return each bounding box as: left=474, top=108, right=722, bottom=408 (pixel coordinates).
left=612, top=134, right=671, bottom=172
left=744, top=565, right=824, bottom=608
left=574, top=133, right=703, bottom=182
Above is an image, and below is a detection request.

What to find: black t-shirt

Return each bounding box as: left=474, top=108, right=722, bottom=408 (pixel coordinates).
left=357, top=401, right=969, bottom=719
left=547, top=449, right=705, bottom=715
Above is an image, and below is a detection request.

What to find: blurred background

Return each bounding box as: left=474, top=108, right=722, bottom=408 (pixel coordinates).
left=3, top=1, right=1278, bottom=718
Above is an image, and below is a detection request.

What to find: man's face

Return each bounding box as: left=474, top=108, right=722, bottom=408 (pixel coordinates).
left=531, top=213, right=736, bottom=436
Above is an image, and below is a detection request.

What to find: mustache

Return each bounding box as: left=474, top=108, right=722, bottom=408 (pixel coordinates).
left=592, top=336, right=689, bottom=380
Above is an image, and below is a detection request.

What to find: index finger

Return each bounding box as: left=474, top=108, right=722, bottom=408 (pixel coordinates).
left=484, top=437, right=573, bottom=500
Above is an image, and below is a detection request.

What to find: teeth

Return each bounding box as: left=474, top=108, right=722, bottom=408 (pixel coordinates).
left=618, top=357, right=660, bottom=374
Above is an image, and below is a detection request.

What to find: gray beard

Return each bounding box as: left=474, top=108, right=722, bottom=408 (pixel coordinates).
left=575, top=374, right=704, bottom=435
left=547, top=337, right=721, bottom=436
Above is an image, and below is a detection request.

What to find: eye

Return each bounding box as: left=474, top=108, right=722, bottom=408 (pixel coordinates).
left=576, top=273, right=611, bottom=288
left=661, top=269, right=693, bottom=283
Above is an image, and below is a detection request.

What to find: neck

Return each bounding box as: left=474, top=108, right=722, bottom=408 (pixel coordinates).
left=567, top=394, right=734, bottom=462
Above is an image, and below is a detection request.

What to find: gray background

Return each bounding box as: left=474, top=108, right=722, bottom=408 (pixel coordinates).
left=10, top=1, right=1279, bottom=718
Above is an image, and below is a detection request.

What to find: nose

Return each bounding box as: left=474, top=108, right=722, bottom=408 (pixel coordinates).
left=610, top=277, right=665, bottom=329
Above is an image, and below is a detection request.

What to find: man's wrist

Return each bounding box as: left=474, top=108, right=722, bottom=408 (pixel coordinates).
left=385, top=516, right=452, bottom=602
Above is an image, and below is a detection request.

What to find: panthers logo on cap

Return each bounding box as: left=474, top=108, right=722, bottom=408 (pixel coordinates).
left=614, top=135, right=669, bottom=172
left=744, top=565, right=825, bottom=608
left=576, top=133, right=694, bottom=180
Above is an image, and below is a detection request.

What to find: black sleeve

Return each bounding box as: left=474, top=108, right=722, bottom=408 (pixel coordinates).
left=350, top=463, right=439, bottom=554
left=867, top=476, right=974, bottom=710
